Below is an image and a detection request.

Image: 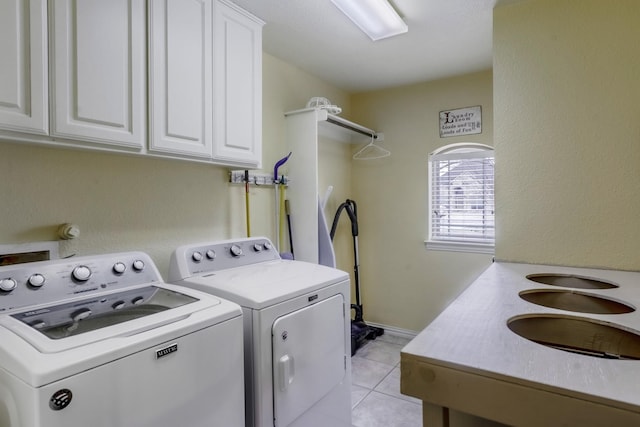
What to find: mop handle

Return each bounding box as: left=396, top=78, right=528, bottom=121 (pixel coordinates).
left=285, top=199, right=294, bottom=257
left=273, top=152, right=292, bottom=251
left=245, top=170, right=251, bottom=237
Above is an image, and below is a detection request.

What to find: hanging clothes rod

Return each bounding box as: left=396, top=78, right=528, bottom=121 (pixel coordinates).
left=326, top=115, right=378, bottom=139
left=284, top=108, right=381, bottom=143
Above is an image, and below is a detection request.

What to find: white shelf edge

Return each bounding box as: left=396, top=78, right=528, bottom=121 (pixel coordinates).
left=284, top=108, right=378, bottom=144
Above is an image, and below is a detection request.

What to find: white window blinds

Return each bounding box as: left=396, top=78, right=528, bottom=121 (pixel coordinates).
left=429, top=148, right=495, bottom=246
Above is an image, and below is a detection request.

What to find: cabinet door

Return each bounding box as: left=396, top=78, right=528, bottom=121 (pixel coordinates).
left=50, top=0, right=145, bottom=149
left=213, top=0, right=263, bottom=167
left=149, top=0, right=214, bottom=158
left=0, top=0, right=48, bottom=135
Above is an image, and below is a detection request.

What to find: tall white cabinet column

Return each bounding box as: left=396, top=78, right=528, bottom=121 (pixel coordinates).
left=285, top=109, right=322, bottom=264
left=285, top=108, right=378, bottom=264
left=0, top=0, right=48, bottom=135
left=49, top=0, right=146, bottom=149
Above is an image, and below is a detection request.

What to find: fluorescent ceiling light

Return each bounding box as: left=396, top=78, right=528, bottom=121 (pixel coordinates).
left=331, top=0, right=408, bottom=41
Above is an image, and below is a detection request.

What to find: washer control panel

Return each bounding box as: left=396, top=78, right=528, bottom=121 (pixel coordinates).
left=0, top=252, right=161, bottom=312
left=174, top=237, right=280, bottom=278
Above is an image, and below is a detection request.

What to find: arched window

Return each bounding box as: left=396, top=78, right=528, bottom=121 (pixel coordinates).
left=427, top=143, right=494, bottom=253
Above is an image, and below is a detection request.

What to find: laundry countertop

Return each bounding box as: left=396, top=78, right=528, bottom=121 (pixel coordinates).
left=400, top=262, right=640, bottom=427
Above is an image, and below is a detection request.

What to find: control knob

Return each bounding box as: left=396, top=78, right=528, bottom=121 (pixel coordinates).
left=192, top=252, right=203, bottom=262
left=230, top=245, right=243, bottom=257
left=0, top=278, right=17, bottom=292
left=72, top=266, right=92, bottom=282
left=113, top=262, right=126, bottom=274
left=132, top=260, right=145, bottom=272
left=253, top=243, right=263, bottom=252
left=263, top=242, right=272, bottom=250
left=206, top=249, right=216, bottom=260
left=28, top=274, right=46, bottom=288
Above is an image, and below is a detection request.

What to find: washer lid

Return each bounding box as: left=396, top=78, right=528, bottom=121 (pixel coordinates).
left=174, top=260, right=349, bottom=309
left=11, top=286, right=197, bottom=340
left=0, top=283, right=235, bottom=356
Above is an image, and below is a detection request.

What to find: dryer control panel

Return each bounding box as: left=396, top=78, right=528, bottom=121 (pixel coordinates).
left=169, top=237, right=281, bottom=280
left=0, top=252, right=162, bottom=312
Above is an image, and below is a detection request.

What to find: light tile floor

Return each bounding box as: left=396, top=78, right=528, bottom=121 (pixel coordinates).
left=351, top=333, right=422, bottom=427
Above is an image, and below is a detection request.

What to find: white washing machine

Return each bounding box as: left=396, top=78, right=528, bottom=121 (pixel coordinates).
left=0, top=251, right=245, bottom=427
left=168, top=237, right=352, bottom=427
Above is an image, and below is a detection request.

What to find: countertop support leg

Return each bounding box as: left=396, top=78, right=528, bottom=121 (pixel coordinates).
left=423, top=402, right=449, bottom=427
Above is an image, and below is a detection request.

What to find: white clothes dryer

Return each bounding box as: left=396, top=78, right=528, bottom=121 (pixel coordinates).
left=0, top=252, right=245, bottom=427
left=168, top=237, right=352, bottom=427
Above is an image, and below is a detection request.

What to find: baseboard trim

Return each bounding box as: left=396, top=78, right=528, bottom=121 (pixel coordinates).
left=365, top=322, right=418, bottom=340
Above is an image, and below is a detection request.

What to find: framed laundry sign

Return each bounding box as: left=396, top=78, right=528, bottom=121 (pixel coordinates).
left=439, top=106, right=482, bottom=137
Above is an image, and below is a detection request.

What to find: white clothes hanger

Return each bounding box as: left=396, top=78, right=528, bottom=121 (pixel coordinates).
left=353, top=134, right=391, bottom=160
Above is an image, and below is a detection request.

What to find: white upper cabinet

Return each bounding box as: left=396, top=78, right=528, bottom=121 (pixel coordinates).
left=49, top=0, right=146, bottom=149
left=148, top=0, right=214, bottom=158
left=0, top=0, right=262, bottom=167
left=213, top=0, right=264, bottom=167
left=0, top=0, right=48, bottom=135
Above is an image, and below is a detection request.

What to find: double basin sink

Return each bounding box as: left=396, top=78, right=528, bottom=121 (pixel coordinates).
left=508, top=273, right=640, bottom=360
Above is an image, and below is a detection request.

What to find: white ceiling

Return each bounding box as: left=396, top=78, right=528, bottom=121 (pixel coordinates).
left=232, top=0, right=519, bottom=93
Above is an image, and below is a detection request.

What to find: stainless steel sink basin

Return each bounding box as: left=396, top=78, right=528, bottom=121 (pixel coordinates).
left=519, top=289, right=634, bottom=314
left=526, top=273, right=618, bottom=289
left=507, top=315, right=640, bottom=359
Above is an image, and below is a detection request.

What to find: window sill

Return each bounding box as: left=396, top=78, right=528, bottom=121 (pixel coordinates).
left=424, top=240, right=494, bottom=255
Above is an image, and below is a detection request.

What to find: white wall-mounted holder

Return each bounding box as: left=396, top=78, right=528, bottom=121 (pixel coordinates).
left=57, top=223, right=80, bottom=240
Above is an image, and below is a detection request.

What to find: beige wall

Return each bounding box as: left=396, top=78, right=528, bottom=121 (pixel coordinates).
left=494, top=0, right=640, bottom=270
left=0, top=143, right=234, bottom=275
left=350, top=70, right=494, bottom=332
left=0, top=53, right=351, bottom=279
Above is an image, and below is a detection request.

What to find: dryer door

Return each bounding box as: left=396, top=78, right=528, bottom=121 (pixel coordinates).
left=272, top=294, right=346, bottom=427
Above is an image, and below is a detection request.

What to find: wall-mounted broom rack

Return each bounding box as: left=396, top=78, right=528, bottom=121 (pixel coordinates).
left=229, top=170, right=289, bottom=186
